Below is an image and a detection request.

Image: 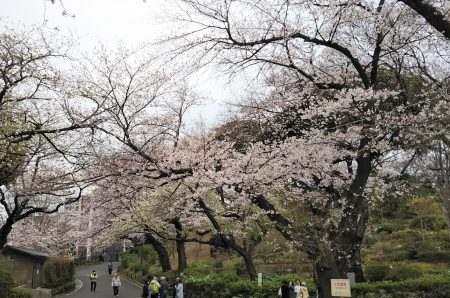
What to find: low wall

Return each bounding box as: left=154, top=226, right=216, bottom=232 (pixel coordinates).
left=28, top=288, right=52, bottom=298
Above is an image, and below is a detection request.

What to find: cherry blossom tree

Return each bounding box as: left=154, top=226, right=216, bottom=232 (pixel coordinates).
left=398, top=0, right=450, bottom=39
left=0, top=26, right=103, bottom=250
left=68, top=45, right=205, bottom=270
left=158, top=1, right=450, bottom=296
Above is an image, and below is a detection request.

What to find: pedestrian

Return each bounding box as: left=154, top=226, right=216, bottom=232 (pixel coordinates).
left=278, top=280, right=290, bottom=298
left=111, top=272, right=121, bottom=296
left=141, top=277, right=150, bottom=298
left=293, top=280, right=300, bottom=297
left=299, top=281, right=309, bottom=298
left=150, top=276, right=161, bottom=298
left=90, top=270, right=98, bottom=292
left=289, top=280, right=296, bottom=298
left=160, top=276, right=169, bottom=298
left=108, top=261, right=113, bottom=276
left=174, top=277, right=183, bottom=298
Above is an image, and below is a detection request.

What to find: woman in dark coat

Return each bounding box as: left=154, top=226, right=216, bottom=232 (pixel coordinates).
left=278, top=280, right=290, bottom=298
left=141, top=278, right=150, bottom=298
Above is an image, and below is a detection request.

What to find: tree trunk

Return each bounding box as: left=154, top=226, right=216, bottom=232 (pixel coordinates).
left=241, top=251, right=257, bottom=280
left=314, top=260, right=345, bottom=298
left=350, top=251, right=365, bottom=283
left=0, top=219, right=14, bottom=250
left=176, top=239, right=187, bottom=272
left=145, top=233, right=172, bottom=272
left=172, top=218, right=187, bottom=272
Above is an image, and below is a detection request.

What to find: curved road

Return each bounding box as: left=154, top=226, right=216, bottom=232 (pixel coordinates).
left=63, top=263, right=142, bottom=298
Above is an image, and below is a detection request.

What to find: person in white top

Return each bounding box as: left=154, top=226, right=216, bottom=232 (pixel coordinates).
left=174, top=277, right=184, bottom=298
left=293, top=280, right=301, bottom=297
left=111, top=273, right=121, bottom=297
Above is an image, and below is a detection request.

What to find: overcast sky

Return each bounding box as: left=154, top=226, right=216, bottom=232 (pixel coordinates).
left=0, top=0, right=233, bottom=128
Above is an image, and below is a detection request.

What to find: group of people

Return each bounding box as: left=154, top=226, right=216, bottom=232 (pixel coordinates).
left=278, top=280, right=309, bottom=298
left=89, top=263, right=183, bottom=298
left=142, top=276, right=184, bottom=298
left=89, top=266, right=122, bottom=297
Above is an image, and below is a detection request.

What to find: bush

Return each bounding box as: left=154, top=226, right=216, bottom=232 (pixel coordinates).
left=51, top=281, right=76, bottom=296
left=376, top=222, right=395, bottom=234
left=43, top=258, right=75, bottom=289
left=234, top=260, right=248, bottom=277
left=10, top=287, right=31, bottom=298
left=214, top=260, right=223, bottom=268
left=411, top=216, right=445, bottom=231
left=189, top=260, right=214, bottom=269
left=365, top=263, right=390, bottom=282
left=183, top=271, right=315, bottom=298
left=352, top=274, right=450, bottom=298
left=416, top=249, right=450, bottom=262
left=0, top=270, right=14, bottom=298
left=384, top=263, right=423, bottom=281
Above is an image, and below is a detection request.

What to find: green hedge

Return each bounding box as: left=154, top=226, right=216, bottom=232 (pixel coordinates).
left=10, top=287, right=31, bottom=298
left=352, top=274, right=450, bottom=298
left=0, top=270, right=14, bottom=298
left=51, top=281, right=76, bottom=296
left=184, top=272, right=315, bottom=298
left=0, top=271, right=31, bottom=298
left=43, top=258, right=75, bottom=289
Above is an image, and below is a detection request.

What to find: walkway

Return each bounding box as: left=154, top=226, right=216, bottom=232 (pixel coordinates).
left=63, top=263, right=142, bottom=298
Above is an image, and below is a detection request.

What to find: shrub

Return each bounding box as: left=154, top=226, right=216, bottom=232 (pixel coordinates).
left=411, top=216, right=445, bottom=231
left=416, top=249, right=450, bottom=262
left=189, top=260, right=214, bottom=269
left=183, top=271, right=315, bottom=298
left=385, top=250, right=409, bottom=261
left=352, top=274, right=450, bottom=298
left=43, top=258, right=75, bottom=289
left=51, top=281, right=76, bottom=296
left=384, top=263, right=423, bottom=281
left=234, top=260, right=248, bottom=277
left=10, top=287, right=31, bottom=298
left=376, top=222, right=395, bottom=234
left=0, top=270, right=14, bottom=298
left=140, top=266, right=149, bottom=276
left=365, top=263, right=390, bottom=282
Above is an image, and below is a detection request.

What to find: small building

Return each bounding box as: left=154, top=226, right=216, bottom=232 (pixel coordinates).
left=0, top=245, right=48, bottom=288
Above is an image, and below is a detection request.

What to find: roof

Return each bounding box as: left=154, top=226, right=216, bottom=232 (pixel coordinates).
left=2, top=245, right=48, bottom=261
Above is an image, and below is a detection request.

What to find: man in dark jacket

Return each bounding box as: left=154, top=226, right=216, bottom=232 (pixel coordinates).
left=280, top=280, right=290, bottom=298
left=160, top=276, right=169, bottom=298
left=141, top=278, right=150, bottom=298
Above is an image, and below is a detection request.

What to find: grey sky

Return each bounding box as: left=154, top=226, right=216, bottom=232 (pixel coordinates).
left=0, top=0, right=230, bottom=128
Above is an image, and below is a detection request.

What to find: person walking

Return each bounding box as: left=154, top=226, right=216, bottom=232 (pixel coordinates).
left=298, top=281, right=309, bottom=298
left=111, top=272, right=121, bottom=297
left=107, top=261, right=113, bottom=276
left=90, top=270, right=98, bottom=292
left=174, top=277, right=183, bottom=298
left=278, top=280, right=290, bottom=298
left=141, top=278, right=150, bottom=298
left=159, top=276, right=169, bottom=298
left=150, top=276, right=161, bottom=298
left=293, top=280, right=301, bottom=297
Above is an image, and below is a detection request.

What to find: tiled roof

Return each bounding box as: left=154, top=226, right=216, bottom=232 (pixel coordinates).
left=3, top=245, right=48, bottom=261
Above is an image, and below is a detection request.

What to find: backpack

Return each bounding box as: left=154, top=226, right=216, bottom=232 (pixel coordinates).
left=151, top=282, right=159, bottom=294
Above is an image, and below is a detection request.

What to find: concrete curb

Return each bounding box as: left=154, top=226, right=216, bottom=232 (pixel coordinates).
left=54, top=279, right=83, bottom=297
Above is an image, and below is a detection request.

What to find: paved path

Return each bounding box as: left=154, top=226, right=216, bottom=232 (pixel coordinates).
left=63, top=263, right=142, bottom=298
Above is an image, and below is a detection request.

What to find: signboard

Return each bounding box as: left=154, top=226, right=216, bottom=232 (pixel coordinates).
left=331, top=279, right=351, bottom=297
left=257, top=273, right=263, bottom=287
